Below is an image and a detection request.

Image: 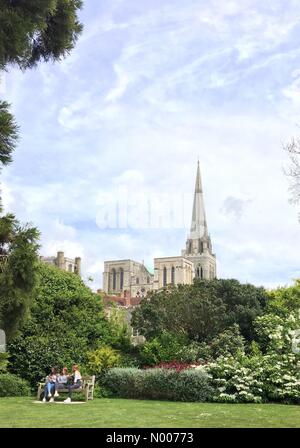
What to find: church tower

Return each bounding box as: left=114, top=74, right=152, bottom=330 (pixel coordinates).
left=182, top=161, right=217, bottom=280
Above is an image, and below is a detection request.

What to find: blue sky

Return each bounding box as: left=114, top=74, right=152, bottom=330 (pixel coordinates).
left=1, top=0, right=300, bottom=289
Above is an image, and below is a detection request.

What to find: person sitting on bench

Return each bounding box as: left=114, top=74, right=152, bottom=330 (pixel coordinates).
left=54, top=367, right=69, bottom=398
left=42, top=367, right=57, bottom=403
left=64, top=364, right=82, bottom=403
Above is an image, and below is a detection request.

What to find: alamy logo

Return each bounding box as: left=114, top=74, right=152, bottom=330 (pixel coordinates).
left=0, top=329, right=5, bottom=353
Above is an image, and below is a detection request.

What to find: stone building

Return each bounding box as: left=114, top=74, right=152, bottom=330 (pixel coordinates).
left=153, top=256, right=194, bottom=289
left=103, top=259, right=153, bottom=298
left=40, top=251, right=82, bottom=276
left=102, top=161, right=216, bottom=300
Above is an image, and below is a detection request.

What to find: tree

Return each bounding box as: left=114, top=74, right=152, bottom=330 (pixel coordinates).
left=0, top=1, right=83, bottom=338
left=283, top=137, right=300, bottom=215
left=0, top=1, right=83, bottom=164
left=0, top=101, right=18, bottom=166
left=8, top=263, right=111, bottom=387
left=0, top=0, right=83, bottom=70
left=0, top=212, right=40, bottom=340
left=266, top=280, right=300, bottom=317
left=132, top=279, right=267, bottom=343
left=106, top=306, right=132, bottom=351
left=139, top=331, right=188, bottom=366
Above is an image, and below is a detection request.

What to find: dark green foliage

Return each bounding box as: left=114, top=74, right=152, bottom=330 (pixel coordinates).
left=132, top=279, right=267, bottom=343
left=0, top=101, right=18, bottom=166
left=0, top=2, right=83, bottom=167
left=0, top=0, right=83, bottom=70
left=139, top=331, right=188, bottom=366
left=177, top=325, right=245, bottom=363
left=8, top=334, right=89, bottom=387
left=0, top=352, right=8, bottom=372
left=103, top=367, right=214, bottom=402
left=8, top=263, right=111, bottom=387
left=266, top=280, right=300, bottom=316
left=0, top=214, right=40, bottom=340
left=0, top=373, right=30, bottom=396
left=208, top=324, right=245, bottom=359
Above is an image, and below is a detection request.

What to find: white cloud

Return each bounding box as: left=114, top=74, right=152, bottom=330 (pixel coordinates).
left=2, top=0, right=300, bottom=290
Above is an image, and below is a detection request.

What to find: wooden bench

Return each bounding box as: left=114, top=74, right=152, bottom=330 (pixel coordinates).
left=37, top=375, right=95, bottom=402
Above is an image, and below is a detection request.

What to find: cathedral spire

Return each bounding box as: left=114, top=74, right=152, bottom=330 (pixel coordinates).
left=189, top=161, right=208, bottom=239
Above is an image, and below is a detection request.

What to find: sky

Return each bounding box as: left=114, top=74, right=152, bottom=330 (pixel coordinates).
left=1, top=0, right=300, bottom=290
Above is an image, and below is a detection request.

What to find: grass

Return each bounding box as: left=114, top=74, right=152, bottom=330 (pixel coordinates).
left=0, top=397, right=300, bottom=428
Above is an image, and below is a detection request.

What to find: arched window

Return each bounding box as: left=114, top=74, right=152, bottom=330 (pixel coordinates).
left=200, top=267, right=204, bottom=279
left=147, top=276, right=150, bottom=284
left=112, top=269, right=117, bottom=290
left=171, top=266, right=175, bottom=285
left=136, top=277, right=139, bottom=285
left=196, top=266, right=200, bottom=278
left=119, top=268, right=124, bottom=290
left=163, top=267, right=167, bottom=287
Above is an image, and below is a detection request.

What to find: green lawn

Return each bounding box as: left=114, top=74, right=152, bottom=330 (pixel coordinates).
left=0, top=397, right=300, bottom=428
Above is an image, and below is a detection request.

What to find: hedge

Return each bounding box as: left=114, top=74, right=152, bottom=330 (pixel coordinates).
left=102, top=367, right=213, bottom=402
left=0, top=373, right=31, bottom=397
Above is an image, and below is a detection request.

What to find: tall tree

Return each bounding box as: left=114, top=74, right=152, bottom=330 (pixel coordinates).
left=283, top=137, right=300, bottom=218
left=0, top=0, right=83, bottom=69
left=0, top=0, right=83, bottom=338
left=132, top=279, right=267, bottom=343
left=8, top=263, right=111, bottom=386
left=0, top=212, right=40, bottom=340
left=0, top=101, right=18, bottom=166
left=0, top=1, right=83, bottom=164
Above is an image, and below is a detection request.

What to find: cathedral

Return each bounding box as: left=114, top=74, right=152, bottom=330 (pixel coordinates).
left=102, top=162, right=216, bottom=301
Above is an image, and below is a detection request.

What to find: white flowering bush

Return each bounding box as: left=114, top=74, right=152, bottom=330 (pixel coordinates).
left=208, top=353, right=264, bottom=403
left=208, top=310, right=300, bottom=403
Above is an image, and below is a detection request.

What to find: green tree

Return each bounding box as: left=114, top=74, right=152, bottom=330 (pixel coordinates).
left=0, top=0, right=83, bottom=70
left=87, top=346, right=121, bottom=378
left=209, top=324, right=245, bottom=359
left=0, top=0, right=83, bottom=340
left=0, top=213, right=40, bottom=340
left=8, top=263, right=111, bottom=387
left=0, top=1, right=83, bottom=165
left=139, top=331, right=188, bottom=366
left=106, top=306, right=132, bottom=351
left=0, top=101, right=18, bottom=166
left=266, top=280, right=300, bottom=317
left=132, top=279, right=267, bottom=343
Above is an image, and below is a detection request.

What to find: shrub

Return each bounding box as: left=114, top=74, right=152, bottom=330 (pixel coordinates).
left=0, top=352, right=9, bottom=373
left=147, top=360, right=205, bottom=371
left=0, top=373, right=30, bottom=397
left=87, top=346, right=121, bottom=378
left=207, top=309, right=300, bottom=404
left=8, top=263, right=111, bottom=387
left=8, top=334, right=89, bottom=387
left=177, top=326, right=245, bottom=363
left=173, top=368, right=214, bottom=402
left=139, top=331, right=188, bottom=366
left=103, top=367, right=214, bottom=402
left=209, top=324, right=245, bottom=359
left=178, top=341, right=212, bottom=363
left=208, top=351, right=300, bottom=404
